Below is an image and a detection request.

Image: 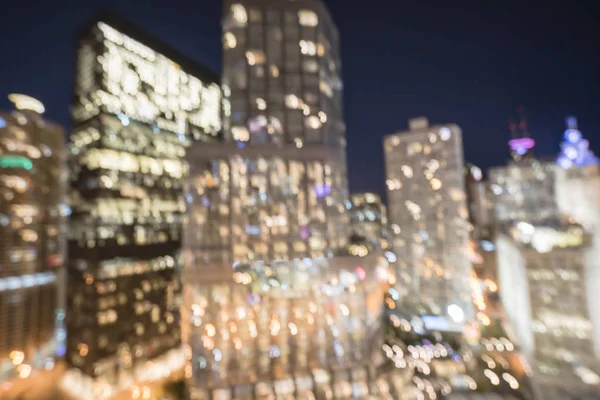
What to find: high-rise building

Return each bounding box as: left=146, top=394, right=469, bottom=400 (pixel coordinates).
left=221, top=0, right=349, bottom=254
left=497, top=221, right=600, bottom=399
left=64, top=14, right=221, bottom=398
left=183, top=149, right=404, bottom=398
left=464, top=163, right=493, bottom=239
left=463, top=164, right=498, bottom=285
left=494, top=117, right=600, bottom=398
left=348, top=192, right=392, bottom=250
left=489, top=160, right=558, bottom=228
left=0, top=95, right=66, bottom=389
left=384, top=117, right=474, bottom=321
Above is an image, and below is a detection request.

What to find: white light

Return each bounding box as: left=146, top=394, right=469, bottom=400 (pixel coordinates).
left=224, top=32, right=237, bottom=49
left=516, top=221, right=535, bottom=235
left=8, top=94, right=45, bottom=114
left=256, top=98, right=267, bottom=110
left=439, top=127, right=451, bottom=141
left=447, top=304, right=464, bottom=323
left=298, top=10, right=318, bottom=27
left=231, top=4, right=247, bottom=24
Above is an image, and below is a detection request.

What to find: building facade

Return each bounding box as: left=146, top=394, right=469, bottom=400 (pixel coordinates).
left=183, top=156, right=402, bottom=397
left=221, top=0, right=349, bottom=253
left=489, top=160, right=558, bottom=228
left=0, top=95, right=66, bottom=388
left=348, top=192, right=392, bottom=251
left=65, top=14, right=221, bottom=398
left=497, top=222, right=600, bottom=398
left=384, top=117, right=474, bottom=321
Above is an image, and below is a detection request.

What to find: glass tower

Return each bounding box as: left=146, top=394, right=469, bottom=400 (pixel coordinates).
left=65, top=14, right=221, bottom=398
left=221, top=0, right=349, bottom=255
left=384, top=117, right=474, bottom=321
left=0, top=95, right=66, bottom=389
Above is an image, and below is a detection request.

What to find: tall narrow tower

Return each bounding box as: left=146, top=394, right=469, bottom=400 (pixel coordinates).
left=384, top=117, right=474, bottom=321
left=66, top=13, right=221, bottom=398
left=508, top=106, right=535, bottom=162
left=219, top=0, right=349, bottom=259
left=0, top=95, right=66, bottom=394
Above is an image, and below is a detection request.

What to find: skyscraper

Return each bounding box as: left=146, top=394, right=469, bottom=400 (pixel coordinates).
left=496, top=221, right=600, bottom=399
left=0, top=95, right=66, bottom=390
left=221, top=0, right=349, bottom=255
left=384, top=117, right=474, bottom=321
left=348, top=192, right=392, bottom=251
left=494, top=116, right=600, bottom=398
left=65, top=14, right=221, bottom=398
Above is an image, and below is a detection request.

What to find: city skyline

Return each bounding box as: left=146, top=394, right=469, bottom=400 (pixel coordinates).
left=1, top=0, right=599, bottom=200
left=1, top=1, right=599, bottom=398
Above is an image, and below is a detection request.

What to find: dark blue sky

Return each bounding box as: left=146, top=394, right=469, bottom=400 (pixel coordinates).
left=1, top=0, right=599, bottom=199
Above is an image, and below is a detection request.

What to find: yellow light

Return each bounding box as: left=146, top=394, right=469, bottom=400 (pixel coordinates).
left=484, top=279, right=498, bottom=292
left=478, top=312, right=491, bottom=326
left=10, top=351, right=24, bottom=366
left=224, top=32, right=237, bottom=49
left=205, top=324, right=216, bottom=337
left=18, top=364, right=31, bottom=379
left=8, top=94, right=45, bottom=114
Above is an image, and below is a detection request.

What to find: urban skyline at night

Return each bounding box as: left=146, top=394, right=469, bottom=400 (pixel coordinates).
left=1, top=0, right=599, bottom=199
left=2, top=1, right=600, bottom=399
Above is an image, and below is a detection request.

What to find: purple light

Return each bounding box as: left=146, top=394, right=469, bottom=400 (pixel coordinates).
left=508, top=137, right=535, bottom=152
left=314, top=184, right=331, bottom=198
left=300, top=225, right=311, bottom=240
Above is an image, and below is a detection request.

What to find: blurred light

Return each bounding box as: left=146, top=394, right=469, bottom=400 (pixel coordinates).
left=8, top=93, right=45, bottom=113
left=480, top=240, right=495, bottom=251
left=508, top=137, right=535, bottom=152
left=447, top=304, right=465, bottom=323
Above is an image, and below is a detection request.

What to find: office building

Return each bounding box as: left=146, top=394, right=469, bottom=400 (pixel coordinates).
left=0, top=95, right=66, bottom=389
left=348, top=192, right=392, bottom=250
left=497, top=221, right=600, bottom=398
left=183, top=158, right=403, bottom=397
left=221, top=0, right=349, bottom=254
left=64, top=14, right=221, bottom=398
left=554, top=118, right=600, bottom=361
left=384, top=117, right=474, bottom=321
left=464, top=163, right=493, bottom=239
left=494, top=117, right=600, bottom=398
left=489, top=161, right=558, bottom=228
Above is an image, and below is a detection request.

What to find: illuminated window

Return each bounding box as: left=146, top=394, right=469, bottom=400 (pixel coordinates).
left=299, top=40, right=317, bottom=56
left=231, top=4, right=248, bottom=24
left=224, top=32, right=237, bottom=49
left=246, top=50, right=265, bottom=65
left=298, top=10, right=318, bottom=27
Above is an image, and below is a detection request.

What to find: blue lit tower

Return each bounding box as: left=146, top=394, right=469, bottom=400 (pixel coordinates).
left=557, top=116, right=599, bottom=170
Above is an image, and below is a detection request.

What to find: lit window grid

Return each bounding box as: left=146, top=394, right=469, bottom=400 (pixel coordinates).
left=497, top=235, right=598, bottom=382
left=222, top=3, right=343, bottom=148
left=185, top=154, right=350, bottom=263
left=68, top=20, right=221, bottom=385
left=73, top=22, right=222, bottom=138
left=384, top=126, right=474, bottom=318
left=0, top=110, right=66, bottom=380
left=349, top=192, right=392, bottom=248
left=489, top=162, right=559, bottom=226
left=180, top=255, right=390, bottom=395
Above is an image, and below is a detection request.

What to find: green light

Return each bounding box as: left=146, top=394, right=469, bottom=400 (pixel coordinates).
left=0, top=156, right=33, bottom=170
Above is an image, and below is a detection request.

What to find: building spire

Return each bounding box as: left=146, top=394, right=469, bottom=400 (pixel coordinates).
left=557, top=116, right=599, bottom=169
left=508, top=106, right=535, bottom=161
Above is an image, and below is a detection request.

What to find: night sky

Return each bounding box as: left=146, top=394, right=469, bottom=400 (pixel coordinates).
left=1, top=0, right=599, bottom=200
